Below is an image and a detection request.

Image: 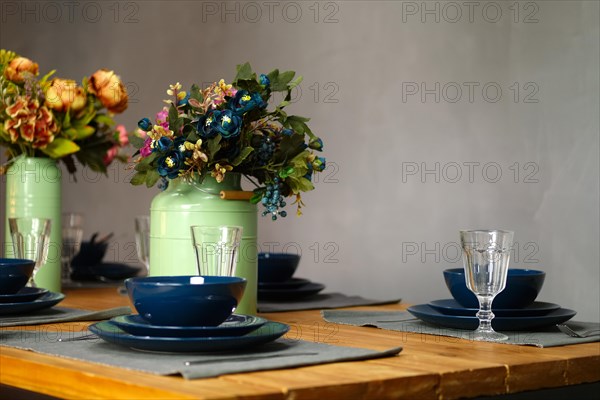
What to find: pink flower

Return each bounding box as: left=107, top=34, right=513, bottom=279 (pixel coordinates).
left=140, top=138, right=153, bottom=157
left=115, top=124, right=129, bottom=146
left=103, top=145, right=119, bottom=166
left=155, top=108, right=169, bottom=129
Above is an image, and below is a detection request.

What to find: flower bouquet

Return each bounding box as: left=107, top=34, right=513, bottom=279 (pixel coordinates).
left=131, top=63, right=325, bottom=220
left=0, top=49, right=129, bottom=173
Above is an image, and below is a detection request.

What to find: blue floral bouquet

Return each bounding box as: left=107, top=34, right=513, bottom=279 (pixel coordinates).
left=130, top=63, right=325, bottom=220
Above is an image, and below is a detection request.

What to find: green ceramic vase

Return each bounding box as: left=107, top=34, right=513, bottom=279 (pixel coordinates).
left=149, top=173, right=258, bottom=315
left=4, top=157, right=62, bottom=292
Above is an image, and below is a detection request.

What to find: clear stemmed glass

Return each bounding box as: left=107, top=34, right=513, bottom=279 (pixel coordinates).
left=190, top=226, right=243, bottom=276
left=460, top=229, right=514, bottom=342
left=8, top=217, right=52, bottom=288
left=134, top=216, right=150, bottom=274
left=61, top=213, right=84, bottom=285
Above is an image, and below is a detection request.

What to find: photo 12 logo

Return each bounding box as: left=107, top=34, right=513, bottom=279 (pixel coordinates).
left=1, top=1, right=140, bottom=24
left=200, top=1, right=340, bottom=23
left=401, top=82, right=540, bottom=104
left=401, top=162, right=540, bottom=184
left=401, top=241, right=540, bottom=264
left=400, top=1, right=540, bottom=24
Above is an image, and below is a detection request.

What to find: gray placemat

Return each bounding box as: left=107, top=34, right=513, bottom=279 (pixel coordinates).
left=258, top=293, right=401, bottom=313
left=0, top=329, right=402, bottom=379
left=322, top=310, right=600, bottom=348
left=0, top=307, right=132, bottom=327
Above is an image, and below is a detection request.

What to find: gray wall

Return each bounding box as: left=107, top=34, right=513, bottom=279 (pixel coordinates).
left=1, top=1, right=598, bottom=320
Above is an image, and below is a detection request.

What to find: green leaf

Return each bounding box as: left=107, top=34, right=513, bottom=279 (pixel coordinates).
left=135, top=152, right=158, bottom=171
left=130, top=171, right=147, bottom=185
left=72, top=109, right=97, bottom=128
left=270, top=71, right=296, bottom=91
left=274, top=134, right=306, bottom=163
left=129, top=134, right=146, bottom=149
left=235, top=79, right=263, bottom=93
left=190, top=83, right=204, bottom=104
left=62, top=109, right=71, bottom=129
left=73, top=126, right=95, bottom=140
left=145, top=169, right=160, bottom=187
left=249, top=191, right=263, bottom=204
left=40, top=138, right=80, bottom=158
left=207, top=135, right=222, bottom=158
left=168, top=104, right=182, bottom=133
left=231, top=146, right=254, bottom=166
left=287, top=176, right=314, bottom=194
left=289, top=75, right=303, bottom=89
left=94, top=114, right=115, bottom=126
left=235, top=62, right=256, bottom=81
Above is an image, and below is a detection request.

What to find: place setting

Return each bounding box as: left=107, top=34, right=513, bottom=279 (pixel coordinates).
left=323, top=230, right=599, bottom=347
left=256, top=252, right=402, bottom=312
left=1, top=225, right=403, bottom=379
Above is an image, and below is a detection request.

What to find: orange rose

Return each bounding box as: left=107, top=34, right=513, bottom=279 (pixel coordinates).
left=4, top=97, right=58, bottom=148
left=88, top=69, right=128, bottom=113
left=4, top=56, right=39, bottom=83
left=45, top=78, right=87, bottom=113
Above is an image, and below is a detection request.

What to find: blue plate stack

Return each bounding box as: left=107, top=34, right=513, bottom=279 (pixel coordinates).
left=257, top=253, right=325, bottom=301
left=407, top=268, right=576, bottom=331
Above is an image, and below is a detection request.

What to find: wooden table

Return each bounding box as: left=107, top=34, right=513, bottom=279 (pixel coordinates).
left=1, top=288, right=599, bottom=400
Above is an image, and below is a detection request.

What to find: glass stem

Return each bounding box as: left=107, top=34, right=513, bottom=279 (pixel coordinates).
left=476, top=296, right=495, bottom=332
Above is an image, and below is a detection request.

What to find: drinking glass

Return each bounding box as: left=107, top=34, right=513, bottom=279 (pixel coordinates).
left=460, top=229, right=514, bottom=341
left=8, top=217, right=52, bottom=288
left=61, top=213, right=84, bottom=284
left=134, top=216, right=150, bottom=273
left=191, top=226, right=243, bottom=276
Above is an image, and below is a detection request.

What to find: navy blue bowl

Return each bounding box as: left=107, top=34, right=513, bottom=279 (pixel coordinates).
left=443, top=268, right=546, bottom=309
left=0, top=258, right=35, bottom=294
left=258, top=253, right=301, bottom=283
left=125, top=276, right=246, bottom=326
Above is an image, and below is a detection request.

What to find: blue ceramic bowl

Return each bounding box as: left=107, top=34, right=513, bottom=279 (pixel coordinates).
left=125, top=276, right=246, bottom=326
left=0, top=258, right=35, bottom=294
left=258, top=253, right=301, bottom=283
left=443, top=268, right=546, bottom=309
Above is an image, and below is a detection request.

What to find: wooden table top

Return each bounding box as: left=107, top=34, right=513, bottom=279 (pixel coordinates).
left=1, top=287, right=599, bottom=400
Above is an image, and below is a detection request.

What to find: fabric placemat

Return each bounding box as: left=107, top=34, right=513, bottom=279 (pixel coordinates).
left=0, top=306, right=132, bottom=327
left=0, top=329, right=402, bottom=379
left=321, top=310, right=600, bottom=348
left=258, top=293, right=401, bottom=313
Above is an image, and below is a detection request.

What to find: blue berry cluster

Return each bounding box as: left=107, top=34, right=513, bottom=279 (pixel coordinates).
left=261, top=177, right=287, bottom=220
left=256, top=136, right=275, bottom=166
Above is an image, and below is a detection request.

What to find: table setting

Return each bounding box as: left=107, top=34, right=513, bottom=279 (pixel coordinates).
left=322, top=230, right=599, bottom=348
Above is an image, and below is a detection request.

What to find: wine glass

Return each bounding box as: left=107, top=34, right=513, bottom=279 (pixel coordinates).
left=8, top=217, right=52, bottom=288
left=61, top=213, right=84, bottom=285
left=460, top=229, right=514, bottom=342
left=134, top=216, right=150, bottom=273
left=190, top=226, right=243, bottom=276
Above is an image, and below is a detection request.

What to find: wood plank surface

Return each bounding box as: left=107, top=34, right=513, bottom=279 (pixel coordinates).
left=1, top=287, right=598, bottom=400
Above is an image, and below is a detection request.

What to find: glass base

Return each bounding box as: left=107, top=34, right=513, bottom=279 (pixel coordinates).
left=472, top=328, right=508, bottom=342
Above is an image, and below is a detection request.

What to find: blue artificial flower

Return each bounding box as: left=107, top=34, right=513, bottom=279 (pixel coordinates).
left=304, top=162, right=313, bottom=181
left=308, top=137, right=323, bottom=151
left=281, top=128, right=294, bottom=136
left=214, top=109, right=242, bottom=139
left=197, top=111, right=218, bottom=139
left=312, top=156, right=326, bottom=172
left=259, top=74, right=270, bottom=87
left=229, top=90, right=267, bottom=116
left=174, top=136, right=191, bottom=157
left=157, top=150, right=184, bottom=179
left=137, top=118, right=152, bottom=131
left=177, top=93, right=190, bottom=107
left=156, top=136, right=173, bottom=152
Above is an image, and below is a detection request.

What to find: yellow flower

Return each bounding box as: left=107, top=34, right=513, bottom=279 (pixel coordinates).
left=88, top=69, right=128, bottom=113
left=45, top=78, right=87, bottom=113
left=211, top=163, right=233, bottom=183
left=4, top=56, right=39, bottom=83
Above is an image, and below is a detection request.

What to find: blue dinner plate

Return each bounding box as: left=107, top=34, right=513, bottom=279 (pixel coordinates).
left=428, top=299, right=561, bottom=317
left=89, top=320, right=290, bottom=353
left=258, top=282, right=325, bottom=301
left=111, top=314, right=267, bottom=338
left=407, top=304, right=576, bottom=331
left=0, top=287, right=49, bottom=304
left=258, top=278, right=312, bottom=290
left=0, top=292, right=65, bottom=315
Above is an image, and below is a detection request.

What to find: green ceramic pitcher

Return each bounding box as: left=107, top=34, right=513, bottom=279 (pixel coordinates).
left=149, top=173, right=258, bottom=315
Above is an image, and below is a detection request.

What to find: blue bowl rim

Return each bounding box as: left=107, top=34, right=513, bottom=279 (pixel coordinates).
left=0, top=258, right=36, bottom=266
left=443, top=268, right=545, bottom=276
left=258, top=253, right=301, bottom=259
left=125, top=275, right=247, bottom=286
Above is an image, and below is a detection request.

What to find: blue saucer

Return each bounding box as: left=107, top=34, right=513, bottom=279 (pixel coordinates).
left=0, top=287, right=49, bottom=304
left=0, top=292, right=65, bottom=315
left=428, top=299, right=561, bottom=317
left=89, top=320, right=290, bottom=353
left=111, top=314, right=267, bottom=338
left=407, top=304, right=576, bottom=331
